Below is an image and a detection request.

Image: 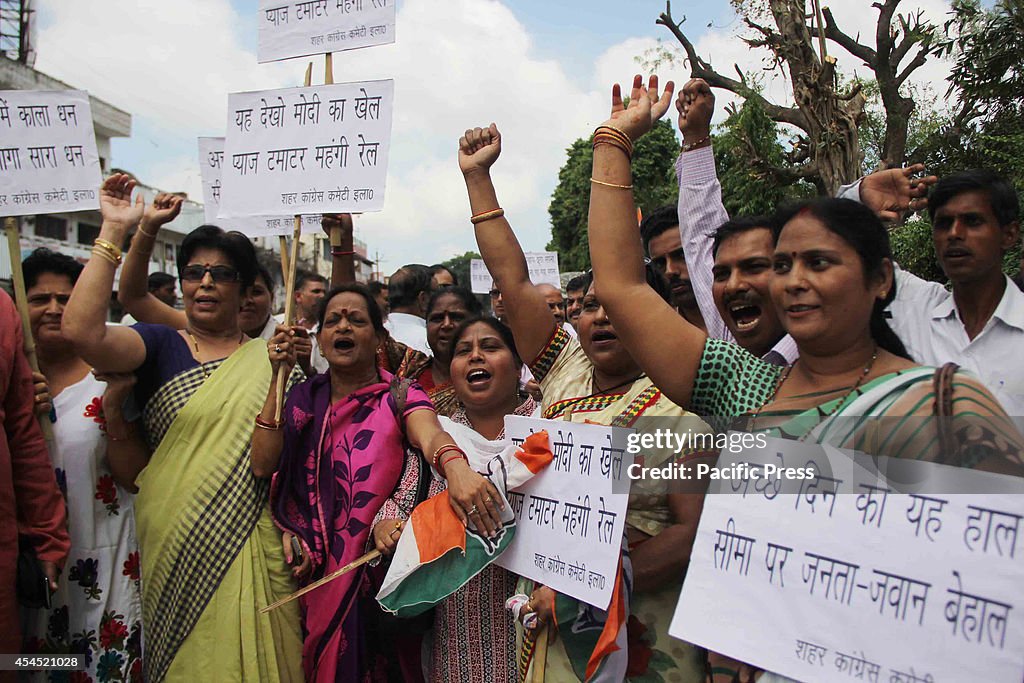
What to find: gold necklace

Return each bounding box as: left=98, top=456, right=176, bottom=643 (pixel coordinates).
left=748, top=346, right=879, bottom=438
left=186, top=328, right=244, bottom=378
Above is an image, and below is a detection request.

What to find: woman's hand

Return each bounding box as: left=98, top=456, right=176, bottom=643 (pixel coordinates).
left=602, top=74, right=675, bottom=143
left=444, top=459, right=504, bottom=537
left=282, top=531, right=311, bottom=580
left=141, top=192, right=183, bottom=233
left=99, top=173, right=144, bottom=230
left=267, top=325, right=300, bottom=374
left=372, top=518, right=404, bottom=556
left=32, top=371, right=52, bottom=418
left=528, top=585, right=557, bottom=636
left=458, top=124, right=501, bottom=177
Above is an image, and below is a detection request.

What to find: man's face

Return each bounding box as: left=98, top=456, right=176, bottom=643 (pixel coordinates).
left=711, top=227, right=785, bottom=357
left=538, top=285, right=566, bottom=326
left=565, top=287, right=584, bottom=329
left=932, top=190, right=1018, bottom=286
left=431, top=270, right=455, bottom=290
left=647, top=227, right=695, bottom=310
left=376, top=287, right=389, bottom=316
left=489, top=284, right=506, bottom=321
left=296, top=279, right=327, bottom=322
left=153, top=282, right=177, bottom=307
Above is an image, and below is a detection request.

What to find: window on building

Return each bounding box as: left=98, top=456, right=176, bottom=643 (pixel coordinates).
left=34, top=215, right=67, bottom=241
left=78, top=223, right=100, bottom=245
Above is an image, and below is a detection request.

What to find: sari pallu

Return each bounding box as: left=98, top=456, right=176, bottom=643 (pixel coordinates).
left=270, top=370, right=433, bottom=682
left=135, top=340, right=302, bottom=683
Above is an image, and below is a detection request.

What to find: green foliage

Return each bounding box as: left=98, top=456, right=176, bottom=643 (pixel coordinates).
left=713, top=98, right=813, bottom=216
left=547, top=120, right=680, bottom=272
left=439, top=250, right=480, bottom=290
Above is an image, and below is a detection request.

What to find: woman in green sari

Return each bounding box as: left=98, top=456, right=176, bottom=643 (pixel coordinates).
left=62, top=174, right=302, bottom=683
left=585, top=76, right=1024, bottom=681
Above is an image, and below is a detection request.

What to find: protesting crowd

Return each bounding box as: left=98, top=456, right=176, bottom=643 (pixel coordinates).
left=2, top=71, right=1023, bottom=683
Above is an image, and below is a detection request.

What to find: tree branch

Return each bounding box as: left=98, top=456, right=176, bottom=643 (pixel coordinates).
left=657, top=0, right=809, bottom=131
left=894, top=45, right=931, bottom=87
left=817, top=7, right=876, bottom=66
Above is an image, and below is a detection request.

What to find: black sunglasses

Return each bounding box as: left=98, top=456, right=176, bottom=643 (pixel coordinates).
left=181, top=264, right=241, bottom=283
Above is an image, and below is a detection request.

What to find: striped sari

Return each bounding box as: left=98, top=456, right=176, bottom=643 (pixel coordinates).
left=135, top=340, right=302, bottom=683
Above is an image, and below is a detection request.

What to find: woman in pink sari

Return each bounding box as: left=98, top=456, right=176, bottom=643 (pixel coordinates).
left=250, top=283, right=504, bottom=681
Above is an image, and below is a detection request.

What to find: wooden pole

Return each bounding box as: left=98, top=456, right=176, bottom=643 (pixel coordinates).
left=260, top=548, right=380, bottom=613
left=324, top=53, right=345, bottom=268
left=278, top=235, right=290, bottom=277
left=273, top=61, right=315, bottom=422
left=5, top=216, right=53, bottom=439
left=530, top=625, right=549, bottom=682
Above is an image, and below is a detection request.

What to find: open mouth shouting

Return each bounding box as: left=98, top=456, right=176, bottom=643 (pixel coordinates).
left=465, top=368, right=493, bottom=389
left=590, top=328, right=618, bottom=349
left=332, top=337, right=356, bottom=352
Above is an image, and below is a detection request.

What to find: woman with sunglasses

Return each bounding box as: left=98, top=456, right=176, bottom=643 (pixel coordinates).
left=458, top=125, right=714, bottom=682
left=62, top=174, right=303, bottom=683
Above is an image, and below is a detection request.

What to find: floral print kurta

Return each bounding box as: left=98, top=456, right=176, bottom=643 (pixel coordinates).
left=23, top=374, right=143, bottom=682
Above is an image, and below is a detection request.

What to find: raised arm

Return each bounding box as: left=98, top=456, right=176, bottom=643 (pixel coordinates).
left=118, top=193, right=186, bottom=329
left=675, top=79, right=731, bottom=341
left=587, top=76, right=707, bottom=407
left=459, top=124, right=557, bottom=364
left=62, top=174, right=148, bottom=372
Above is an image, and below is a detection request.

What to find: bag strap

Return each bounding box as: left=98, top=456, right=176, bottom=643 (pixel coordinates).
left=932, top=362, right=959, bottom=462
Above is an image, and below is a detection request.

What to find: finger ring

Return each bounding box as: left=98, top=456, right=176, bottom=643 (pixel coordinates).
left=275, top=344, right=282, bottom=353
left=468, top=505, right=478, bottom=515
left=394, top=521, right=402, bottom=531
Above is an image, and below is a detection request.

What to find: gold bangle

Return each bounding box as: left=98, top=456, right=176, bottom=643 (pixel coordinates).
left=590, top=178, right=634, bottom=190
left=593, top=137, right=632, bottom=160
left=470, top=208, right=505, bottom=225
left=91, top=246, right=121, bottom=266
left=94, top=238, right=123, bottom=259
left=136, top=224, right=159, bottom=239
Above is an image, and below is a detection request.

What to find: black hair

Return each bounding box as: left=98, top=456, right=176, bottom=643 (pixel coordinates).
left=429, top=264, right=458, bottom=286
left=147, top=271, right=176, bottom=291
left=928, top=169, right=1020, bottom=227
left=639, top=205, right=680, bottom=254
left=712, top=215, right=773, bottom=257
left=427, top=285, right=483, bottom=318
left=577, top=262, right=673, bottom=306
left=388, top=264, right=432, bottom=308
left=317, top=283, right=385, bottom=334
left=178, top=226, right=258, bottom=289
left=22, top=247, right=83, bottom=290
left=254, top=265, right=274, bottom=293
left=366, top=280, right=386, bottom=297
left=295, top=270, right=328, bottom=292
left=450, top=315, right=523, bottom=367
left=565, top=274, right=588, bottom=294
left=771, top=198, right=911, bottom=360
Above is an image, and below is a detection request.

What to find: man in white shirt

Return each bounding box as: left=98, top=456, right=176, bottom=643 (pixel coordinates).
left=383, top=264, right=432, bottom=356
left=887, top=170, right=1024, bottom=414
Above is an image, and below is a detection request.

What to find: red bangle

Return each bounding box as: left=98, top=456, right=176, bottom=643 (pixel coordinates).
left=331, top=249, right=354, bottom=256
left=255, top=414, right=282, bottom=430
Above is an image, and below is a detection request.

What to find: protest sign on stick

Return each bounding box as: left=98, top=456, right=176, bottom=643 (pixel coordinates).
left=0, top=90, right=102, bottom=217
left=471, top=253, right=561, bottom=294
left=258, top=0, right=396, bottom=63
left=198, top=136, right=323, bottom=236
left=498, top=416, right=634, bottom=608
left=219, top=78, right=393, bottom=219
left=669, top=435, right=1024, bottom=683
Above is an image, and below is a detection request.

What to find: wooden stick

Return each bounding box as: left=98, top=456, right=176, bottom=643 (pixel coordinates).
left=261, top=548, right=381, bottom=614
left=324, top=53, right=345, bottom=260
left=272, top=61, right=315, bottom=422
left=5, top=217, right=53, bottom=439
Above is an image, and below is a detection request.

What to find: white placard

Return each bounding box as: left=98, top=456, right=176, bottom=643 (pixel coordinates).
left=498, top=416, right=634, bottom=609
left=258, top=0, right=396, bottom=64
left=470, top=253, right=561, bottom=294
left=0, top=90, right=102, bottom=217
left=669, top=435, right=1024, bottom=683
left=219, top=80, right=393, bottom=219
left=198, top=137, right=323, bottom=236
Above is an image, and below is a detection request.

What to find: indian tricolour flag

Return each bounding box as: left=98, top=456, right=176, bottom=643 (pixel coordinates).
left=377, top=425, right=552, bottom=617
